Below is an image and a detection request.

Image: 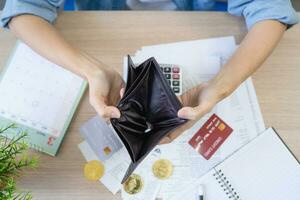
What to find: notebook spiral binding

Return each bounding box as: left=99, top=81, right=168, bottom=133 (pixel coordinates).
left=213, top=169, right=241, bottom=200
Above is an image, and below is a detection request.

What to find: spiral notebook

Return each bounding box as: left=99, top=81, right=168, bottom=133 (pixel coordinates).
left=173, top=128, right=300, bottom=200
left=0, top=42, right=87, bottom=156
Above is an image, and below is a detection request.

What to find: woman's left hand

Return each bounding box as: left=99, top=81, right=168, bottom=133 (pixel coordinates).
left=159, top=81, right=228, bottom=144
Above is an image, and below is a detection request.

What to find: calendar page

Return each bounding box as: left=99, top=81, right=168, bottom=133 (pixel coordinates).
left=0, top=42, right=85, bottom=137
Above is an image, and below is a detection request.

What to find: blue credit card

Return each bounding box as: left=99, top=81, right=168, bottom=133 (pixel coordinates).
left=80, top=115, right=123, bottom=161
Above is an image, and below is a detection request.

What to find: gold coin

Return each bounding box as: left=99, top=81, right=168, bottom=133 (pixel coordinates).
left=84, top=160, right=105, bottom=181
left=152, top=159, right=173, bottom=180
left=123, top=174, right=144, bottom=194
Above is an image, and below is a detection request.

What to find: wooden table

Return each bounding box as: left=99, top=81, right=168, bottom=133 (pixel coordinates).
left=0, top=11, right=299, bottom=200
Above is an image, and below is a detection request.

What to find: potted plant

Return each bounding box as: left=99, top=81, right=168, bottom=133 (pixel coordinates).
left=0, top=124, right=38, bottom=200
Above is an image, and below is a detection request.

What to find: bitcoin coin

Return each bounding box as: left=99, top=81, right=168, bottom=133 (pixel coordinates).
left=123, top=174, right=144, bottom=194
left=152, top=159, right=173, bottom=179
left=84, top=160, right=105, bottom=181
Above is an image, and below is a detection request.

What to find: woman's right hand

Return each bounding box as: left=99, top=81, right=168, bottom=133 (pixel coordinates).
left=87, top=66, right=125, bottom=120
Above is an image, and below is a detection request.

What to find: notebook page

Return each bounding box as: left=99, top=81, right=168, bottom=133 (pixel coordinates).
left=0, top=42, right=84, bottom=137
left=216, top=128, right=300, bottom=200
left=171, top=170, right=228, bottom=200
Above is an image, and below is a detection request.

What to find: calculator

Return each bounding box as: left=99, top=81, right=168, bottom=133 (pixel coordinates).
left=159, top=64, right=182, bottom=96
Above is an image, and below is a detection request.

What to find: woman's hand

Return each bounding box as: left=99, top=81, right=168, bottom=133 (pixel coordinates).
left=159, top=20, right=287, bottom=144
left=87, top=66, right=125, bottom=120
left=159, top=81, right=228, bottom=144
left=8, top=15, right=126, bottom=121
left=177, top=82, right=221, bottom=120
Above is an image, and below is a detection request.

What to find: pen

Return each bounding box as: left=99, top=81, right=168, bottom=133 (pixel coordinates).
left=198, top=185, right=204, bottom=200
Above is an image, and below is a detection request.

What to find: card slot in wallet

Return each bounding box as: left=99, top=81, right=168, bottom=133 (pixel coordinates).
left=111, top=120, right=143, bottom=163
left=121, top=58, right=151, bottom=102
left=111, top=55, right=187, bottom=183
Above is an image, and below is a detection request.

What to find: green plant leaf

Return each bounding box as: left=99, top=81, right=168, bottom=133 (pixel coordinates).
left=0, top=124, right=38, bottom=200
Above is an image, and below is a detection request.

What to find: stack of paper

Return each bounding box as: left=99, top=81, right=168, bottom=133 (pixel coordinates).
left=78, top=36, right=265, bottom=200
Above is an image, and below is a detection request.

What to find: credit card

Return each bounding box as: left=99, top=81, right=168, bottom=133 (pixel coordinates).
left=80, top=115, right=123, bottom=161
left=188, top=114, right=233, bottom=160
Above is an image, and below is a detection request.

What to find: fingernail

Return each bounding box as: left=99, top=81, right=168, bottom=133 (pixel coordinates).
left=179, top=108, right=197, bottom=120
left=120, top=88, right=125, bottom=98
left=111, top=111, right=120, bottom=118
left=178, top=109, right=188, bottom=119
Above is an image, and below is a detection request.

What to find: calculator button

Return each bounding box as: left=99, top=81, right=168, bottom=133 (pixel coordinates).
left=168, top=80, right=171, bottom=86
left=173, top=87, right=180, bottom=93
left=173, top=81, right=180, bottom=86
left=164, top=73, right=171, bottom=79
left=172, top=67, right=180, bottom=73
left=164, top=67, right=171, bottom=73
left=172, top=73, right=180, bottom=79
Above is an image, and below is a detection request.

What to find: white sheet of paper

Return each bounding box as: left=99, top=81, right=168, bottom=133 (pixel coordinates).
left=123, top=37, right=265, bottom=200
left=219, top=78, right=265, bottom=158
left=135, top=36, right=236, bottom=60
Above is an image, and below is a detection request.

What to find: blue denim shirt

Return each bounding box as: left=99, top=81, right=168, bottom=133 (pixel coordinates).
left=1, top=0, right=299, bottom=29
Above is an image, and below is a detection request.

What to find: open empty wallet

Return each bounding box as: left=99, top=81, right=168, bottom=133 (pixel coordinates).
left=111, top=56, right=187, bottom=183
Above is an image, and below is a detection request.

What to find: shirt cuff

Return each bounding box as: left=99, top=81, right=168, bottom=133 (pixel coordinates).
left=1, top=0, right=58, bottom=28
left=242, top=1, right=299, bottom=29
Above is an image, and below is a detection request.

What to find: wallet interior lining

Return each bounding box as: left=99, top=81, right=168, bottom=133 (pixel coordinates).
left=111, top=56, right=187, bottom=183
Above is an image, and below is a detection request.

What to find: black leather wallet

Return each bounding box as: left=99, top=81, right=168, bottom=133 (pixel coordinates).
left=111, top=56, right=187, bottom=183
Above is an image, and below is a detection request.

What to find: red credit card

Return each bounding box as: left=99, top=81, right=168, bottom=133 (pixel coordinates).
left=188, top=114, right=233, bottom=160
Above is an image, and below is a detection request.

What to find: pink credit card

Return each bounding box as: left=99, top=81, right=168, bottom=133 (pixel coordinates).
left=188, top=114, right=233, bottom=160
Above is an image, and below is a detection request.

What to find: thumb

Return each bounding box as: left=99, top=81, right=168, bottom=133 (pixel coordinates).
left=178, top=105, right=209, bottom=120
left=91, top=97, right=121, bottom=119
left=103, top=106, right=121, bottom=119
left=159, top=136, right=172, bottom=145
left=120, top=88, right=125, bottom=99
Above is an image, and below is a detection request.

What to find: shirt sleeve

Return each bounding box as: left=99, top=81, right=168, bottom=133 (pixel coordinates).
left=228, top=0, right=299, bottom=29
left=1, top=0, right=64, bottom=28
